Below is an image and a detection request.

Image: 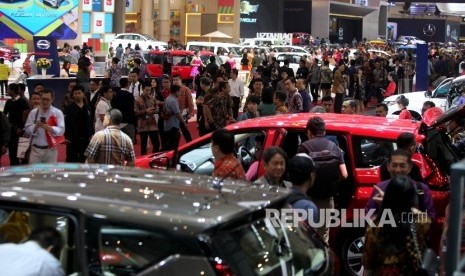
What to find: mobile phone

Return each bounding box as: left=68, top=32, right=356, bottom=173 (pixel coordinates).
left=40, top=117, right=46, bottom=123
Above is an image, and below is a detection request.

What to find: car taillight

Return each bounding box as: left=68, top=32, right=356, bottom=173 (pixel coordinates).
left=149, top=157, right=168, bottom=169
left=211, top=260, right=234, bottom=276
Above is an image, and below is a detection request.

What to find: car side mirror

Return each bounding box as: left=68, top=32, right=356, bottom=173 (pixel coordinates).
left=425, top=90, right=432, bottom=97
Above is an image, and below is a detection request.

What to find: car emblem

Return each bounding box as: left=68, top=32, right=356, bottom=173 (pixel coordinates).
left=36, top=40, right=51, bottom=50
left=423, top=24, right=436, bottom=37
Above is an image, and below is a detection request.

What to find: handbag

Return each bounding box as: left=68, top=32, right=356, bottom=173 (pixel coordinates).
left=410, top=222, right=439, bottom=276
left=16, top=136, right=31, bottom=159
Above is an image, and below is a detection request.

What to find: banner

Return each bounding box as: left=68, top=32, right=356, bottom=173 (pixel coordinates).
left=0, top=0, right=78, bottom=39
left=33, top=36, right=60, bottom=77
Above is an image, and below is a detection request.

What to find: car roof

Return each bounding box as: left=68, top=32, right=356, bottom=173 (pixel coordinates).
left=226, top=113, right=420, bottom=140
left=0, top=164, right=288, bottom=235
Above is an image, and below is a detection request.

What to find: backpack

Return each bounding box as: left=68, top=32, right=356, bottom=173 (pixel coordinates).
left=300, top=139, right=341, bottom=199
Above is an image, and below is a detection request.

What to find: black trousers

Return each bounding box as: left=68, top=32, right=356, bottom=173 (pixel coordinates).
left=334, top=93, right=344, bottom=114
left=66, top=138, right=89, bottom=163
left=0, top=80, right=7, bottom=96
left=180, top=120, right=192, bottom=143
left=140, top=130, right=160, bottom=155
left=8, top=132, right=19, bottom=165
left=162, top=127, right=179, bottom=151
left=231, top=96, right=241, bottom=119
left=310, top=83, right=320, bottom=103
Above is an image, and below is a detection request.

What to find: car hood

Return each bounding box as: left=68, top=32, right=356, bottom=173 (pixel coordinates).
left=420, top=104, right=465, bottom=130
left=384, top=91, right=427, bottom=102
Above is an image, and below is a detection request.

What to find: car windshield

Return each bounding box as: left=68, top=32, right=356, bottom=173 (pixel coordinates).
left=213, top=217, right=326, bottom=275
left=229, top=47, right=242, bottom=56
left=434, top=81, right=452, bottom=97
left=142, top=34, right=156, bottom=41
left=172, top=55, right=191, bottom=66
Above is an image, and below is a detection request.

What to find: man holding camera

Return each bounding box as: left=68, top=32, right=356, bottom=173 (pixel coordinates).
left=25, top=89, right=65, bottom=163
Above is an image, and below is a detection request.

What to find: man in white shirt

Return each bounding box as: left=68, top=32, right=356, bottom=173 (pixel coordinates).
left=0, top=226, right=64, bottom=276
left=94, top=86, right=113, bottom=132
left=128, top=71, right=142, bottom=98
left=25, top=90, right=65, bottom=163
left=228, top=69, right=245, bottom=120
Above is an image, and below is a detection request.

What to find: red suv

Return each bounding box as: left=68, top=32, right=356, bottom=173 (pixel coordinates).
left=146, top=50, right=221, bottom=81
left=136, top=107, right=463, bottom=275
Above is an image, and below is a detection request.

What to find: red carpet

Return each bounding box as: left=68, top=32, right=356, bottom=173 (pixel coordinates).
left=0, top=121, right=200, bottom=167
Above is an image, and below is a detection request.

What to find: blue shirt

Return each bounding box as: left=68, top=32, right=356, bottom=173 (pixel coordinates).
left=163, top=94, right=180, bottom=130
left=299, top=89, right=311, bottom=112
left=289, top=187, right=319, bottom=225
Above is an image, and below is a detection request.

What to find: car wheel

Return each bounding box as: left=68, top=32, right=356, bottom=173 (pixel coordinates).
left=340, top=229, right=365, bottom=276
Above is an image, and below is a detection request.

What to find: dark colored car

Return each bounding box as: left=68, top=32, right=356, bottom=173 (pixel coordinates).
left=0, top=164, right=339, bottom=276
left=136, top=107, right=465, bottom=275
left=0, top=41, right=20, bottom=61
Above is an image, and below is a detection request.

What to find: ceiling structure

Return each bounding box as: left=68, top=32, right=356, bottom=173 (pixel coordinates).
left=388, top=2, right=465, bottom=18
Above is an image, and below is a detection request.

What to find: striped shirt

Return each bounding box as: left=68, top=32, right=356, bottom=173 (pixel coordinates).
left=85, top=126, right=135, bottom=165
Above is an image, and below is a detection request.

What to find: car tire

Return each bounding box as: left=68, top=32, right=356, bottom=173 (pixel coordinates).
left=339, top=228, right=365, bottom=276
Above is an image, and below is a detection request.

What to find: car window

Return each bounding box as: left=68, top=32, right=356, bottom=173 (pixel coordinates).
left=0, top=208, right=80, bottom=275
left=434, top=81, right=452, bottom=97
left=352, top=136, right=397, bottom=168
left=172, top=55, right=190, bottom=66
left=85, top=219, right=194, bottom=276
left=212, top=217, right=326, bottom=275
left=178, top=131, right=265, bottom=175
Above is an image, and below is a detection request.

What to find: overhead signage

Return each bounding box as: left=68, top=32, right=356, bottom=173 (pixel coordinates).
left=0, top=0, right=78, bottom=39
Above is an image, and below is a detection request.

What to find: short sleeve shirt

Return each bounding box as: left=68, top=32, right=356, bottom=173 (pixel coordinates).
left=85, top=126, right=135, bottom=165
left=164, top=95, right=180, bottom=131
left=94, top=98, right=111, bottom=132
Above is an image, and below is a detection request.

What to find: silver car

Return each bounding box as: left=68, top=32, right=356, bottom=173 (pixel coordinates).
left=0, top=164, right=338, bottom=275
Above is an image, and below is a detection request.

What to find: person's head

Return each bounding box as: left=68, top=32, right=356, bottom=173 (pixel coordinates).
left=134, top=58, right=142, bottom=66
left=119, top=77, right=129, bottom=89
left=262, top=147, right=287, bottom=181
left=71, top=85, right=85, bottom=102
left=395, top=95, right=409, bottom=109
left=274, top=91, right=287, bottom=106
left=150, top=78, right=157, bottom=88
left=422, top=101, right=435, bottom=115
left=172, top=74, right=183, bottom=86
left=296, top=77, right=307, bottom=90
left=7, top=83, right=19, bottom=97
left=112, top=57, right=120, bottom=65
left=375, top=103, right=388, bottom=117
left=261, top=86, right=274, bottom=104
left=218, top=81, right=231, bottom=95
left=396, top=132, right=416, bottom=154
left=230, top=68, right=238, bottom=80
left=170, top=84, right=180, bottom=95
left=39, top=89, right=54, bottom=110
left=387, top=149, right=413, bottom=178
left=341, top=98, right=356, bottom=114
left=284, top=77, right=296, bottom=92
left=253, top=135, right=265, bottom=161
left=162, top=75, right=171, bottom=89
left=321, top=95, right=333, bottom=113
left=27, top=226, right=63, bottom=259
left=252, top=78, right=264, bottom=94
left=228, top=51, right=234, bottom=58
left=104, top=108, right=123, bottom=127
left=306, top=116, right=326, bottom=137
left=29, top=92, right=41, bottom=108
left=34, top=83, right=44, bottom=93
left=280, top=70, right=288, bottom=80
left=100, top=86, right=113, bottom=101
left=67, top=80, right=77, bottom=92
left=246, top=95, right=260, bottom=113
left=141, top=81, right=151, bottom=96
left=211, top=129, right=235, bottom=159
left=89, top=79, right=99, bottom=92
left=129, top=71, right=138, bottom=84
left=288, top=153, right=317, bottom=187
left=381, top=175, right=418, bottom=216
left=0, top=58, right=4, bottom=64
left=200, top=77, right=211, bottom=91
left=209, top=55, right=215, bottom=63
left=310, top=105, right=326, bottom=113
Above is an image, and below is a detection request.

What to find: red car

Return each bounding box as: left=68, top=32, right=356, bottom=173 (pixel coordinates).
left=0, top=41, right=21, bottom=61
left=136, top=107, right=463, bottom=275
left=146, top=50, right=222, bottom=81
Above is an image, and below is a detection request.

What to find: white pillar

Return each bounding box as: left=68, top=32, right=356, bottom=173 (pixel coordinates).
left=141, top=0, right=154, bottom=36
left=363, top=10, right=379, bottom=40
left=113, top=0, right=126, bottom=34
left=158, top=0, right=170, bottom=42
left=311, top=0, right=330, bottom=41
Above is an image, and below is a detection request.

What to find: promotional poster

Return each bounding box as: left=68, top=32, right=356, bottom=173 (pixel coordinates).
left=0, top=0, right=79, bottom=39
left=33, top=36, right=60, bottom=77
left=240, top=0, right=282, bottom=38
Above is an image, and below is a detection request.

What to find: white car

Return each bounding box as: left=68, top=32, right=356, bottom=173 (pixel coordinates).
left=110, top=33, right=167, bottom=51
left=271, top=45, right=310, bottom=54
left=276, top=52, right=334, bottom=75
left=397, top=36, right=426, bottom=45
left=383, top=75, right=465, bottom=118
